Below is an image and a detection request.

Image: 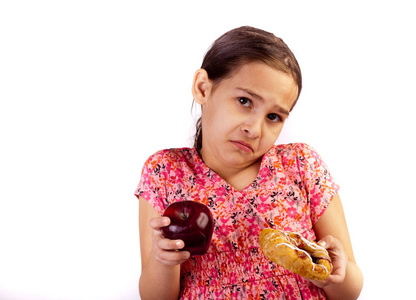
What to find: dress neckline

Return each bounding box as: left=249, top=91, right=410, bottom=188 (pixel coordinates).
left=191, top=147, right=272, bottom=193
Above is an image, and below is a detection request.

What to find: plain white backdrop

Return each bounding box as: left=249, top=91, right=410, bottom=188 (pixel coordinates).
left=1, top=1, right=415, bottom=299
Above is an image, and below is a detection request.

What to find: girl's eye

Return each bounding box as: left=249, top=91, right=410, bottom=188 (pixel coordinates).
left=238, top=97, right=251, bottom=107
left=267, top=113, right=281, bottom=122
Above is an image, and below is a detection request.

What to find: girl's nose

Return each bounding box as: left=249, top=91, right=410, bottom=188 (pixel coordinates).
left=241, top=117, right=262, bottom=139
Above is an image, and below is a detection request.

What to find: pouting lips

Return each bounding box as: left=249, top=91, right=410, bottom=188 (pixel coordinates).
left=231, top=140, right=253, bottom=152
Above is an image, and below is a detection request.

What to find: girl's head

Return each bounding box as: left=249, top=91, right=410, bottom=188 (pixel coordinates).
left=193, top=26, right=302, bottom=163
left=201, top=26, right=302, bottom=96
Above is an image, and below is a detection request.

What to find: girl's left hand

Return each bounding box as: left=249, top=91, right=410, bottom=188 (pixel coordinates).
left=309, top=235, right=348, bottom=288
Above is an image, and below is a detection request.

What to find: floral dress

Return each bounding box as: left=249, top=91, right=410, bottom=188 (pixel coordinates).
left=135, top=143, right=339, bottom=299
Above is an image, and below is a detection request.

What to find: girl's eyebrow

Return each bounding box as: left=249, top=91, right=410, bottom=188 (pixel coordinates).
left=236, top=87, right=290, bottom=115
left=236, top=87, right=263, bottom=101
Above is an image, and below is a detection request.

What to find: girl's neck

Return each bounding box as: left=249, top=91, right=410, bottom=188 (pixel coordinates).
left=197, top=147, right=262, bottom=191
left=220, top=160, right=262, bottom=192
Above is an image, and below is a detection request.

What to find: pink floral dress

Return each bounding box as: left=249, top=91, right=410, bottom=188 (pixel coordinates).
left=135, top=143, right=339, bottom=299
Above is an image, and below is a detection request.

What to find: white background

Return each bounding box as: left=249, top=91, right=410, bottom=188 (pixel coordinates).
left=1, top=1, right=415, bottom=299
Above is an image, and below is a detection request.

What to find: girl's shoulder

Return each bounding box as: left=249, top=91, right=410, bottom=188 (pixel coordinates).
left=268, top=143, right=329, bottom=173
left=144, top=147, right=199, bottom=166
left=271, top=142, right=319, bottom=159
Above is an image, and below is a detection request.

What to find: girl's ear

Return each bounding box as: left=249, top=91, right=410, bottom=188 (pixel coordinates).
left=192, top=69, right=211, bottom=105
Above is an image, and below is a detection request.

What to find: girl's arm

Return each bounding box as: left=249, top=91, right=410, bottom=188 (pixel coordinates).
left=138, top=197, right=190, bottom=300
left=312, top=194, right=363, bottom=300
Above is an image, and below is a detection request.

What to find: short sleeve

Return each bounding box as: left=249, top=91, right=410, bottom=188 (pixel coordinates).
left=295, top=143, right=340, bottom=225
left=134, top=150, right=171, bottom=215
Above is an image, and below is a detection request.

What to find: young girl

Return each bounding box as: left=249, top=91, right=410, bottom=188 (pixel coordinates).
left=136, top=26, right=363, bottom=300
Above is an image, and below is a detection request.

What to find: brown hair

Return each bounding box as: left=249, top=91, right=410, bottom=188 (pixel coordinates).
left=194, top=26, right=302, bottom=150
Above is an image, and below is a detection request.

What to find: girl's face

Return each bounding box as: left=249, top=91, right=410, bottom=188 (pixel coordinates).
left=194, top=61, right=298, bottom=174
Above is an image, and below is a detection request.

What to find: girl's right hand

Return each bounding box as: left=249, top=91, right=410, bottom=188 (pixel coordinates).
left=149, top=216, right=191, bottom=266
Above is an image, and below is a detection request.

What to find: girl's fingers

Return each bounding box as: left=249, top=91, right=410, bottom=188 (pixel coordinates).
left=154, top=247, right=191, bottom=265
left=148, top=216, right=191, bottom=265
left=311, top=235, right=348, bottom=287
left=317, top=235, right=338, bottom=249
left=156, top=237, right=185, bottom=251
left=149, top=216, right=170, bottom=230
left=153, top=238, right=190, bottom=265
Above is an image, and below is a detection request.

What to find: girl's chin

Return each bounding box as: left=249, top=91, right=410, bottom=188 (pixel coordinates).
left=223, top=152, right=262, bottom=168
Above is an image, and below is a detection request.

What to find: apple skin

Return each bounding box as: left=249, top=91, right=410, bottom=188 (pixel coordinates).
left=161, top=200, right=214, bottom=256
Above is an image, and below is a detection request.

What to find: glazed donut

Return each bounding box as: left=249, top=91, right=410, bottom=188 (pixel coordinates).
left=259, top=228, right=332, bottom=281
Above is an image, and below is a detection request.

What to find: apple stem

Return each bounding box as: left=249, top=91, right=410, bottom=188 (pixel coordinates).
left=182, top=199, right=186, bottom=219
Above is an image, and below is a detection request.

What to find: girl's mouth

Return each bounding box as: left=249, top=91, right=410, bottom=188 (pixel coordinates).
left=231, top=140, right=253, bottom=153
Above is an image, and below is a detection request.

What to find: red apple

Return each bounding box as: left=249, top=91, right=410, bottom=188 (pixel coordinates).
left=161, top=200, right=214, bottom=256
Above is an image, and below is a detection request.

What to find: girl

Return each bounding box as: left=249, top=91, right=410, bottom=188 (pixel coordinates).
left=136, top=26, right=363, bottom=299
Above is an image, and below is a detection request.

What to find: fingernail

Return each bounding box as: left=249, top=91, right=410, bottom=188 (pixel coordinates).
left=163, top=218, right=169, bottom=225
left=318, top=241, right=326, bottom=247
left=176, top=241, right=183, bottom=248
